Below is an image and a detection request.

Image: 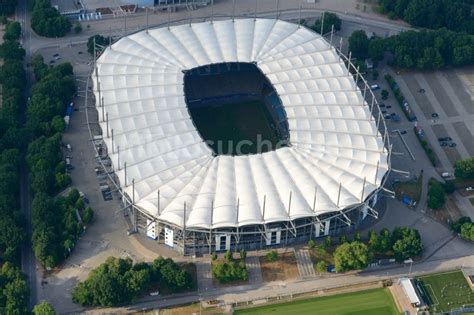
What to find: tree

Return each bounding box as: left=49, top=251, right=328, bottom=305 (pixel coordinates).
left=391, top=227, right=423, bottom=261
left=31, top=0, right=71, bottom=37
left=307, top=239, right=316, bottom=249
left=368, top=37, right=385, bottom=62
left=316, top=260, right=327, bottom=273
left=349, top=30, right=369, bottom=59
left=3, top=21, right=21, bottom=41
left=451, top=216, right=472, bottom=233
left=334, top=241, right=369, bottom=272
left=312, top=12, right=342, bottom=35
left=454, top=157, right=474, bottom=179
left=367, top=230, right=379, bottom=252
left=0, top=40, right=25, bottom=60
left=427, top=180, right=445, bottom=209
left=33, top=301, right=56, bottom=315
left=325, top=236, right=332, bottom=247
left=378, top=228, right=392, bottom=252
left=460, top=223, right=474, bottom=241
left=353, top=232, right=362, bottom=243
left=82, top=207, right=94, bottom=225
left=339, top=235, right=348, bottom=244
left=0, top=0, right=17, bottom=15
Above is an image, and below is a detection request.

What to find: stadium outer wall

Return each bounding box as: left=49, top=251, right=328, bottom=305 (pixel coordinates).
left=87, top=18, right=392, bottom=256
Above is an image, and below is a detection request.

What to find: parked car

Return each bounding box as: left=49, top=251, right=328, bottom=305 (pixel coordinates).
left=466, top=187, right=473, bottom=192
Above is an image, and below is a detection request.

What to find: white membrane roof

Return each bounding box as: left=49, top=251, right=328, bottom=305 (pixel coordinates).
left=93, top=18, right=389, bottom=229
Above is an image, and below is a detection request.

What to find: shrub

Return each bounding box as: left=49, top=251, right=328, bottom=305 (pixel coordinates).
left=211, top=252, right=217, bottom=261
left=265, top=250, right=278, bottom=262
left=307, top=239, right=316, bottom=249
left=315, top=260, right=327, bottom=273
left=325, top=236, right=332, bottom=247
left=240, top=249, right=247, bottom=260
left=211, top=256, right=248, bottom=283
left=82, top=207, right=94, bottom=225
left=451, top=216, right=472, bottom=233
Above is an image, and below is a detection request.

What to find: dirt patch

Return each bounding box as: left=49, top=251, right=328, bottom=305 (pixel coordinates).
left=259, top=251, right=299, bottom=282
left=428, top=195, right=462, bottom=225
left=393, top=173, right=423, bottom=203
left=146, top=302, right=223, bottom=315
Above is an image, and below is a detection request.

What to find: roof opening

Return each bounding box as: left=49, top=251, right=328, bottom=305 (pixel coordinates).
left=184, top=62, right=289, bottom=156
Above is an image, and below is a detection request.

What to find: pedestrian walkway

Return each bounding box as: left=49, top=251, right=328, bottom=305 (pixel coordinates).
left=295, top=249, right=316, bottom=279
left=245, top=256, right=263, bottom=285
left=196, top=261, right=214, bottom=293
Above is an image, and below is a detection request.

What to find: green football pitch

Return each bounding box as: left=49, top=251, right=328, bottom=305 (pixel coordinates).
left=416, top=270, right=474, bottom=313
left=235, top=288, right=401, bottom=315
left=189, top=100, right=280, bottom=155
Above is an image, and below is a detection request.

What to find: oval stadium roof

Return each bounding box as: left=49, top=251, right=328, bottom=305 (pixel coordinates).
left=93, top=18, right=389, bottom=230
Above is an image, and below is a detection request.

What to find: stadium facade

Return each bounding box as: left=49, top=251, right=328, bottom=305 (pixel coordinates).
left=91, top=18, right=391, bottom=254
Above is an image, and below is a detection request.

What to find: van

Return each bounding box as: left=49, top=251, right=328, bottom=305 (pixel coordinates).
left=370, top=84, right=380, bottom=90
left=441, top=172, right=451, bottom=178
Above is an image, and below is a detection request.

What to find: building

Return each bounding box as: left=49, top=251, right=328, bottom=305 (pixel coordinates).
left=91, top=18, right=390, bottom=254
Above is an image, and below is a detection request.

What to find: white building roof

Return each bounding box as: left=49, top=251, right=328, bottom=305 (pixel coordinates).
left=400, top=278, right=421, bottom=306
left=93, top=18, right=389, bottom=229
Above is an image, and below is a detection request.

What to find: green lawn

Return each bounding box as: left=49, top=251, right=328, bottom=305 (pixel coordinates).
left=416, top=270, right=474, bottom=313
left=235, top=288, right=400, bottom=315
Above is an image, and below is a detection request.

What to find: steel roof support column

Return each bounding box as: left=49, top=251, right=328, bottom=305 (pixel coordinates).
left=111, top=129, right=114, bottom=154
left=320, top=11, right=325, bottom=35
left=106, top=112, right=109, bottom=138
left=330, top=24, right=334, bottom=45
left=374, top=160, right=380, bottom=186
left=117, top=145, right=120, bottom=170
left=132, top=178, right=137, bottom=233
left=183, top=202, right=186, bottom=254
left=124, top=162, right=127, bottom=187
left=157, top=190, right=160, bottom=216
left=360, top=176, right=366, bottom=203
left=209, top=199, right=214, bottom=254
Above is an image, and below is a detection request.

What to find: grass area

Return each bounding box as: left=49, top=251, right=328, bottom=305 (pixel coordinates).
left=394, top=172, right=423, bottom=203
left=189, top=100, right=280, bottom=155
left=235, top=288, right=400, bottom=315
left=259, top=251, right=299, bottom=282
left=416, top=270, right=474, bottom=313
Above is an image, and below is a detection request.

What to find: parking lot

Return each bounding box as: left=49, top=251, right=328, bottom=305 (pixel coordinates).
left=396, top=68, right=474, bottom=171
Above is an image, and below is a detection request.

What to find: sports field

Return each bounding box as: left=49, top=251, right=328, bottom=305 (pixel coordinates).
left=416, top=270, right=474, bottom=313
left=235, top=288, right=400, bottom=315
left=189, top=100, right=280, bottom=155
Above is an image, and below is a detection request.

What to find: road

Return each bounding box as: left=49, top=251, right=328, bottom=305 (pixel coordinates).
left=17, top=0, right=39, bottom=309
left=26, top=1, right=411, bottom=54
left=80, top=245, right=474, bottom=314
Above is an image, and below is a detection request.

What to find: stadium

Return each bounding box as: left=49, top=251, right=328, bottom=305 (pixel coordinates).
left=91, top=18, right=390, bottom=254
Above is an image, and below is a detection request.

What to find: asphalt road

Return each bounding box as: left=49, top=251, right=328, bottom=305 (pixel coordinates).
left=17, top=0, right=39, bottom=309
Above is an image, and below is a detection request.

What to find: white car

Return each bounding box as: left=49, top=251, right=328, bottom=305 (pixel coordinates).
left=149, top=291, right=160, bottom=296
left=466, top=187, right=473, bottom=192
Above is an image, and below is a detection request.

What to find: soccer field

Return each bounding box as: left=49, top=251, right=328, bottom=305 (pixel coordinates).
left=416, top=270, right=474, bottom=313
left=235, top=288, right=400, bottom=315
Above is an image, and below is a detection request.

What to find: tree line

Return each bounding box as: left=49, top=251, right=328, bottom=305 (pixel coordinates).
left=349, top=28, right=474, bottom=70
left=312, top=227, right=423, bottom=273
left=26, top=56, right=92, bottom=269
left=0, top=20, right=30, bottom=314
left=378, top=0, right=473, bottom=34
left=72, top=257, right=194, bottom=307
